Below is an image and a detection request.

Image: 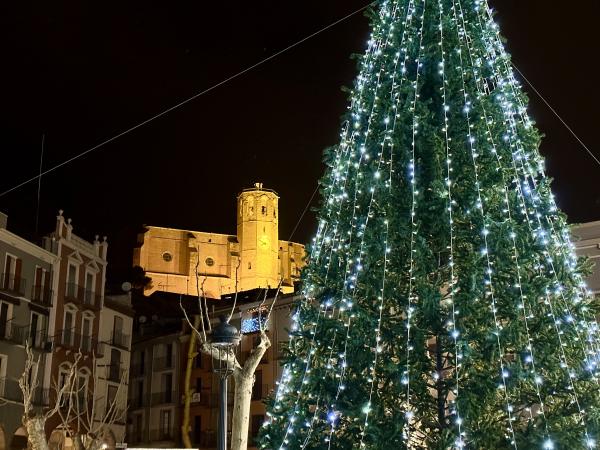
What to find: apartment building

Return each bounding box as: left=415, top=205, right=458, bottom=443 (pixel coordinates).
left=572, top=220, right=600, bottom=295
left=128, top=310, right=183, bottom=448
left=0, top=212, right=57, bottom=450
left=41, top=210, right=108, bottom=438
left=94, top=291, right=135, bottom=447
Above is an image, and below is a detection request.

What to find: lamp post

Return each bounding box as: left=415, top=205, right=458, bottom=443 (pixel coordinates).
left=210, top=316, right=241, bottom=450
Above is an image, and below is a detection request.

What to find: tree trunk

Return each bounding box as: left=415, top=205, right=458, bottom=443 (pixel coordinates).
left=230, top=371, right=254, bottom=450
left=181, top=316, right=201, bottom=448
left=23, top=416, right=49, bottom=450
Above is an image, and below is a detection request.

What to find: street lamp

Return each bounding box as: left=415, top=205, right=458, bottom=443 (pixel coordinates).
left=210, top=316, right=240, bottom=450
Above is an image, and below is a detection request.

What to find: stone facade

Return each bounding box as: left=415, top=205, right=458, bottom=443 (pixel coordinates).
left=133, top=183, right=305, bottom=299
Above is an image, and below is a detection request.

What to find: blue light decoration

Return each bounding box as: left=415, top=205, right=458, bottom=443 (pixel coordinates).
left=241, top=314, right=268, bottom=334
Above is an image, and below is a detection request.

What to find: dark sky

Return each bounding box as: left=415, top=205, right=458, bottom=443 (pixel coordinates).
left=0, top=1, right=598, bottom=282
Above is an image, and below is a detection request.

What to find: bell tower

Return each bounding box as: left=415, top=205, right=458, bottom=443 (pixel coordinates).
left=237, top=183, right=279, bottom=291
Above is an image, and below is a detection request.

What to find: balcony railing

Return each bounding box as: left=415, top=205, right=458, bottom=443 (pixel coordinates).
left=197, top=432, right=217, bottom=448
left=149, top=428, right=178, bottom=442
left=150, top=390, right=177, bottom=405
left=0, top=378, right=50, bottom=406
left=64, top=283, right=83, bottom=303
left=154, top=356, right=174, bottom=371
left=128, top=396, right=147, bottom=409
left=109, top=331, right=130, bottom=349
left=130, top=364, right=146, bottom=377
left=107, top=365, right=126, bottom=383
left=56, top=330, right=104, bottom=356
left=0, top=322, right=49, bottom=350
left=31, top=285, right=53, bottom=307
left=0, top=274, right=26, bottom=297
left=82, top=289, right=101, bottom=310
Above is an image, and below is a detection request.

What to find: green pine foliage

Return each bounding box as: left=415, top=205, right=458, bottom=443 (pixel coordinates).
left=260, top=1, right=600, bottom=448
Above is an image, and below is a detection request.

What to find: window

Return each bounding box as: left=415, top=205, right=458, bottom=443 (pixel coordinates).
left=194, top=415, right=201, bottom=445
left=134, top=414, right=143, bottom=442
left=58, top=365, right=71, bottom=407
left=3, top=254, right=21, bottom=292
left=261, top=206, right=267, bottom=215
left=165, top=343, right=173, bottom=367
left=113, top=315, right=124, bottom=346
left=110, top=349, right=121, bottom=381
left=107, top=385, right=118, bottom=413
left=0, top=301, right=10, bottom=339
left=251, top=414, right=265, bottom=440
left=195, top=377, right=202, bottom=394
left=81, top=315, right=93, bottom=352
left=252, top=371, right=262, bottom=400
left=139, top=350, right=146, bottom=375
left=63, top=309, right=75, bottom=346
left=162, top=252, right=172, bottom=262
left=67, top=263, right=78, bottom=298
left=84, top=271, right=95, bottom=305
left=0, top=354, right=7, bottom=396
left=162, top=373, right=173, bottom=403
left=194, top=353, right=202, bottom=369
left=205, top=257, right=215, bottom=267
left=160, top=409, right=171, bottom=439
left=136, top=380, right=144, bottom=407
left=30, top=312, right=43, bottom=348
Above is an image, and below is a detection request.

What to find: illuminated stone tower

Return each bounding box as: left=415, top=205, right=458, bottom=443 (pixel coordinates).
left=237, top=182, right=279, bottom=291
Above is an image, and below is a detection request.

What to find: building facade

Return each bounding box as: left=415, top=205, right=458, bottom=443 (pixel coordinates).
left=0, top=212, right=57, bottom=450
left=42, top=211, right=108, bottom=441
left=94, top=292, right=135, bottom=446
left=133, top=183, right=305, bottom=299
left=128, top=316, right=183, bottom=448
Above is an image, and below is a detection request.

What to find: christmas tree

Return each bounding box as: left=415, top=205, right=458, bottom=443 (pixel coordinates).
left=261, top=1, right=600, bottom=448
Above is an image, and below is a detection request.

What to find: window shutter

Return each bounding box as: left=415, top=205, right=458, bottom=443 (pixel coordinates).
left=14, top=258, right=22, bottom=292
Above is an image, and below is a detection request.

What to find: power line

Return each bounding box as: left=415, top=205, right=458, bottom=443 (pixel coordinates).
left=0, top=2, right=376, bottom=199
left=512, top=63, right=600, bottom=167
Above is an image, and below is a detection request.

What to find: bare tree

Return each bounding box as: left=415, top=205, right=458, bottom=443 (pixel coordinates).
left=5, top=345, right=78, bottom=450
left=179, top=250, right=280, bottom=450
left=14, top=345, right=127, bottom=450
left=55, top=354, right=128, bottom=450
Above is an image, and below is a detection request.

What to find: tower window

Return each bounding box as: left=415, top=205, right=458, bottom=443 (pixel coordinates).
left=262, top=206, right=267, bottom=215
left=205, top=257, right=215, bottom=267
left=162, top=252, right=173, bottom=262
left=248, top=262, right=252, bottom=270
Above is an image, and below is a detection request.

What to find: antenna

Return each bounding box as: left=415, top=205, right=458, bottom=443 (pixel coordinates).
left=35, top=134, right=45, bottom=236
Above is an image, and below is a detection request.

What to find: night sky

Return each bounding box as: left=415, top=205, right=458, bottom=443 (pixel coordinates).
left=1, top=1, right=598, bottom=282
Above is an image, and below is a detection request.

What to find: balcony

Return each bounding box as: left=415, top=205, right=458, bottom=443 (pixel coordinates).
left=0, top=274, right=26, bottom=297
left=30, top=285, right=52, bottom=307
left=150, top=390, right=177, bottom=405
left=198, top=432, right=217, bottom=448
left=82, top=289, right=101, bottom=310
left=154, top=356, right=174, bottom=371
left=128, top=396, right=147, bottom=409
left=0, top=378, right=49, bottom=406
left=0, top=322, right=49, bottom=350
left=64, top=283, right=83, bottom=304
left=130, top=364, right=146, bottom=377
left=108, top=331, right=130, bottom=349
left=149, top=428, right=178, bottom=442
left=107, top=365, right=126, bottom=383
left=56, top=330, right=104, bottom=356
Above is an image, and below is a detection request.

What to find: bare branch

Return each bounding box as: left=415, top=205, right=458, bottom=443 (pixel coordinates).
left=193, top=247, right=207, bottom=341
left=227, top=258, right=242, bottom=323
